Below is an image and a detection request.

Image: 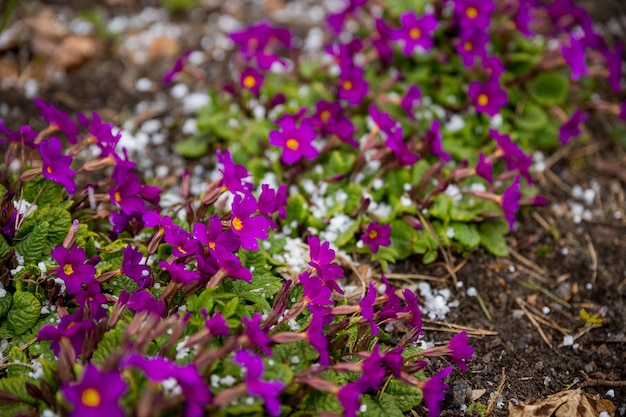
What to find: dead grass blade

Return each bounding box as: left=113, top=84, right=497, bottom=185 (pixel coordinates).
left=486, top=368, right=506, bottom=416
left=516, top=297, right=552, bottom=348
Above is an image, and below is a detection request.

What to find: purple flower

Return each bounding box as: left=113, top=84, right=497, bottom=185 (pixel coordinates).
left=214, top=246, right=253, bottom=282
left=240, top=67, right=264, bottom=94
left=77, top=111, right=121, bottom=157
left=34, top=98, right=80, bottom=144
left=308, top=235, right=344, bottom=293
left=386, top=130, right=420, bottom=166
left=422, top=366, right=453, bottom=417
left=193, top=215, right=240, bottom=254
left=468, top=79, right=507, bottom=116
left=310, top=100, right=358, bottom=147
left=562, top=34, right=587, bottom=81
left=234, top=350, right=285, bottom=416
left=423, top=119, right=451, bottom=162
left=230, top=193, right=270, bottom=251
left=401, top=85, right=422, bottom=120
left=361, top=222, right=391, bottom=254
left=109, top=167, right=148, bottom=216
left=381, top=346, right=404, bottom=378
left=269, top=114, right=318, bottom=164
left=258, top=183, right=288, bottom=226
left=300, top=270, right=334, bottom=307
left=242, top=313, right=272, bottom=356
left=338, top=66, right=368, bottom=105
left=163, top=50, right=192, bottom=84
left=490, top=129, right=533, bottom=183
left=40, top=136, right=76, bottom=194
left=203, top=310, right=230, bottom=337
left=122, top=354, right=211, bottom=417
left=164, top=226, right=197, bottom=258
left=455, top=0, right=494, bottom=28
left=159, top=259, right=200, bottom=285
left=483, top=55, right=505, bottom=79
left=603, top=42, right=623, bottom=93
left=38, top=309, right=95, bottom=356
left=121, top=244, right=152, bottom=288
left=457, top=26, right=489, bottom=67
left=500, top=176, right=521, bottom=231
left=0, top=122, right=38, bottom=148
left=217, top=149, right=253, bottom=193
left=402, top=288, right=423, bottom=334
left=75, top=280, right=107, bottom=320
left=62, top=364, right=126, bottom=417
left=373, top=18, right=394, bottom=62
left=326, top=39, right=363, bottom=68
left=337, top=380, right=366, bottom=417
left=559, top=110, right=588, bottom=144
left=475, top=152, right=493, bottom=183
left=359, top=282, right=378, bottom=335
left=51, top=244, right=97, bottom=295
left=361, top=344, right=386, bottom=390
left=126, top=290, right=166, bottom=317
left=229, top=22, right=292, bottom=70
left=391, top=11, right=438, bottom=55
left=305, top=307, right=331, bottom=365
left=369, top=104, right=400, bottom=137
left=379, top=274, right=403, bottom=320
left=326, top=0, right=367, bottom=34
left=446, top=331, right=473, bottom=371
left=515, top=0, right=534, bottom=37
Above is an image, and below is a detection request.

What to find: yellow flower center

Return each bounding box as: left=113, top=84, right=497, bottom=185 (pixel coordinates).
left=368, top=229, right=378, bottom=239
left=464, top=42, right=473, bottom=52
left=114, top=191, right=122, bottom=203
left=466, top=7, right=478, bottom=19
left=342, top=80, right=353, bottom=91
left=286, top=138, right=299, bottom=150
left=232, top=216, right=243, bottom=231
left=409, top=27, right=421, bottom=40
left=208, top=241, right=216, bottom=250
left=477, top=94, right=489, bottom=106
left=177, top=246, right=187, bottom=255
left=81, top=388, right=101, bottom=407
left=63, top=264, right=74, bottom=276
left=242, top=75, right=256, bottom=89
left=320, top=110, right=331, bottom=123
left=46, top=166, right=53, bottom=174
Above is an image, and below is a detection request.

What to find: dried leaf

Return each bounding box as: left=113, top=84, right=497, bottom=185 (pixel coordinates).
left=54, top=35, right=103, bottom=70
left=509, top=389, right=615, bottom=417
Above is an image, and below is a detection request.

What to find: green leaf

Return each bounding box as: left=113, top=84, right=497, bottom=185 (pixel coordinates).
left=0, top=291, right=13, bottom=318
left=429, top=195, right=452, bottom=220
left=286, top=193, right=308, bottom=224
left=7, top=346, right=30, bottom=378
left=7, top=291, right=41, bottom=335
left=92, top=323, right=123, bottom=364
left=174, top=134, right=211, bottom=158
left=451, top=222, right=480, bottom=248
left=361, top=393, right=404, bottom=417
left=530, top=71, right=569, bottom=105
left=478, top=222, right=509, bottom=257
left=0, top=234, right=10, bottom=259
left=220, top=297, right=239, bottom=318
left=15, top=221, right=49, bottom=264
left=39, top=207, right=72, bottom=248
left=334, top=219, right=359, bottom=247
left=515, top=102, right=548, bottom=131
left=263, top=360, right=294, bottom=385
left=23, top=176, right=64, bottom=207
left=309, top=391, right=343, bottom=414
left=0, top=376, right=37, bottom=414
left=388, top=219, right=418, bottom=260
left=423, top=250, right=438, bottom=264
left=381, top=380, right=423, bottom=412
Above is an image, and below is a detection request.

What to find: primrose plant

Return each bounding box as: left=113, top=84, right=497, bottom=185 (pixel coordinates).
left=0, top=0, right=624, bottom=416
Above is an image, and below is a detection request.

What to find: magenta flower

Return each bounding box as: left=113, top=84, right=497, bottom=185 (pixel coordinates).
left=269, top=113, right=318, bottom=164
left=359, top=282, right=378, bottom=335
left=468, top=79, right=507, bottom=116
left=457, top=26, right=490, bottom=67
left=515, top=0, right=534, bottom=37
left=326, top=0, right=367, bottom=34
left=603, top=42, right=623, bottom=93
left=500, top=176, right=521, bottom=231
left=217, top=149, right=253, bottom=193
left=361, top=344, right=386, bottom=390
left=402, top=288, right=423, bottom=333
left=379, top=274, right=403, bottom=320
left=126, top=290, right=166, bottom=317
left=38, top=309, right=96, bottom=356
left=159, top=259, right=200, bottom=285
left=40, top=136, right=76, bottom=194
left=559, top=110, right=588, bottom=144
left=391, top=11, right=438, bottom=55
left=121, top=244, right=152, bottom=288
left=193, top=215, right=240, bottom=254
left=386, top=130, right=420, bottom=166
left=163, top=50, right=192, bottom=84
left=305, top=306, right=331, bottom=365
left=483, top=55, right=505, bottom=79
left=422, top=366, right=453, bottom=417
left=401, top=85, right=422, bottom=120
left=122, top=354, right=211, bottom=417
left=258, top=183, right=288, bottom=227
left=202, top=310, right=230, bottom=337
left=77, top=111, right=121, bottom=158
left=109, top=167, right=148, bottom=216
left=242, top=313, right=272, bottom=356
left=369, top=104, right=400, bottom=137
left=229, top=22, right=292, bottom=70
left=230, top=193, right=270, bottom=251
left=234, top=350, right=285, bottom=416
left=214, top=246, right=253, bottom=282
left=423, top=119, right=451, bottom=162
left=34, top=98, right=80, bottom=144
left=562, top=34, right=587, bottom=81
left=240, top=67, right=264, bottom=95
left=300, top=270, right=334, bottom=307
left=475, top=152, right=493, bottom=183
left=373, top=18, right=394, bottom=62
left=490, top=129, right=533, bottom=183
left=361, top=222, right=391, bottom=254
left=63, top=364, right=127, bottom=417
left=310, top=100, right=357, bottom=147
left=164, top=226, right=197, bottom=258
left=337, top=381, right=366, bottom=417
left=326, top=39, right=363, bottom=68
left=308, top=235, right=344, bottom=293
left=0, top=122, right=38, bottom=148
left=338, top=66, right=368, bottom=105
left=75, top=280, right=107, bottom=320
left=446, top=331, right=474, bottom=371
left=51, top=244, right=97, bottom=295
left=455, top=0, right=494, bottom=28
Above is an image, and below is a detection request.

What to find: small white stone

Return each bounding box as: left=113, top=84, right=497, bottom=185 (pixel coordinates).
left=466, top=287, right=477, bottom=297
left=563, top=335, right=574, bottom=346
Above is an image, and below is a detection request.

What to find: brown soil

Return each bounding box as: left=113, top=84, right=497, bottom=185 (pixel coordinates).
left=1, top=1, right=625, bottom=416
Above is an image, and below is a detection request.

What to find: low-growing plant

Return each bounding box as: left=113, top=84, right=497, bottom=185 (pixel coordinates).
left=0, top=0, right=623, bottom=416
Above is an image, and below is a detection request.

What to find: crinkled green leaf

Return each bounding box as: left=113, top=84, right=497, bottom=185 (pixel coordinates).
left=92, top=322, right=123, bottom=365
left=381, top=380, right=423, bottom=412
left=478, top=222, right=509, bottom=257
left=361, top=393, right=404, bottom=417
left=0, top=234, right=10, bottom=259
left=174, top=134, right=211, bottom=158
left=0, top=376, right=37, bottom=414
left=0, top=291, right=13, bottom=318
left=7, top=346, right=30, bottom=378
left=15, top=221, right=49, bottom=264
left=23, top=176, right=63, bottom=207
left=429, top=194, right=452, bottom=220
left=451, top=222, right=480, bottom=248
left=7, top=291, right=40, bottom=335
left=515, top=102, right=548, bottom=131
left=530, top=71, right=569, bottom=106
left=220, top=296, right=239, bottom=318
left=286, top=193, right=308, bottom=224
left=388, top=219, right=418, bottom=260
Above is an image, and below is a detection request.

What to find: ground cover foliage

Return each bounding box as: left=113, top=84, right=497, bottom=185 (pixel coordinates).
left=0, top=0, right=624, bottom=416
